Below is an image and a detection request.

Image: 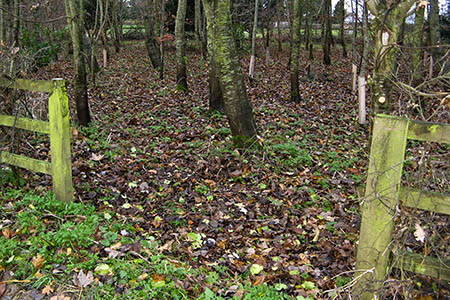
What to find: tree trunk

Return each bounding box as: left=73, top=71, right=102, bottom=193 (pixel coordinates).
left=195, top=0, right=201, bottom=43
left=350, top=0, right=358, bottom=88
left=158, top=0, right=165, bottom=79
left=144, top=0, right=162, bottom=71
left=429, top=0, right=440, bottom=59
left=13, top=0, right=20, bottom=46
left=289, top=0, right=302, bottom=103
left=323, top=0, right=331, bottom=65
left=265, top=26, right=270, bottom=65
left=208, top=56, right=224, bottom=113
left=276, top=0, right=283, bottom=52
left=175, top=0, right=188, bottom=91
left=412, top=3, right=425, bottom=85
left=202, top=0, right=257, bottom=148
left=366, top=0, right=416, bottom=114
left=249, top=0, right=259, bottom=79
left=339, top=4, right=347, bottom=58
left=358, top=3, right=369, bottom=125
left=65, top=0, right=91, bottom=126
left=111, top=0, right=121, bottom=53
left=0, top=0, right=6, bottom=45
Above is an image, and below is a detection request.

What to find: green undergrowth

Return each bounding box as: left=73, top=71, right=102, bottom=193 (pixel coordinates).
left=0, top=187, right=309, bottom=299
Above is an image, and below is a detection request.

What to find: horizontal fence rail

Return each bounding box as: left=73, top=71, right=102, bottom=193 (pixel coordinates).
left=0, top=76, right=73, bottom=202
left=354, top=114, right=450, bottom=300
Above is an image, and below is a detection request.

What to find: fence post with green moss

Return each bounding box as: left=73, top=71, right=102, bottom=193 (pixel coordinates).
left=354, top=114, right=450, bottom=299
left=0, top=76, right=73, bottom=202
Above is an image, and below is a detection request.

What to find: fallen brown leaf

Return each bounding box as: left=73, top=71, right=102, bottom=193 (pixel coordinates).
left=32, top=253, right=45, bottom=269
left=42, top=284, right=53, bottom=295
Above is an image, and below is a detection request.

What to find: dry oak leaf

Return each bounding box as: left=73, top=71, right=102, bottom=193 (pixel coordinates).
left=32, top=253, right=45, bottom=269
left=42, top=284, right=54, bottom=295
left=2, top=228, right=11, bottom=239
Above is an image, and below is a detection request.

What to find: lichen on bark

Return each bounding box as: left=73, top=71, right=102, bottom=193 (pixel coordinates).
left=202, top=0, right=257, bottom=148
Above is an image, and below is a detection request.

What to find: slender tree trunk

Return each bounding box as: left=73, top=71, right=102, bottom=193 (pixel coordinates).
left=412, top=3, right=425, bottom=85
left=0, top=0, right=6, bottom=45
left=195, top=0, right=201, bottom=43
left=351, top=0, right=358, bottom=92
left=144, top=0, right=162, bottom=71
left=265, top=26, right=270, bottom=65
left=202, top=0, right=257, bottom=148
left=65, top=0, right=91, bottom=126
left=339, top=5, right=347, bottom=58
left=323, top=0, right=331, bottom=65
left=159, top=0, right=165, bottom=79
left=13, top=0, right=20, bottom=46
left=358, top=3, right=369, bottom=125
left=289, top=0, right=302, bottom=103
left=175, top=0, right=188, bottom=91
left=276, top=0, right=283, bottom=52
left=249, top=0, right=259, bottom=79
left=111, top=0, right=120, bottom=53
left=429, top=0, right=440, bottom=59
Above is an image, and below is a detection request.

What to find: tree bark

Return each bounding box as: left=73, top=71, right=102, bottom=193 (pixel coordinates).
left=175, top=0, right=188, bottom=91
left=158, top=0, right=165, bottom=79
left=0, top=0, right=6, bottom=45
left=412, top=3, right=425, bottom=85
left=144, top=0, right=162, bottom=71
left=429, top=0, right=440, bottom=59
left=202, top=0, right=257, bottom=148
left=276, top=0, right=283, bottom=52
left=195, top=0, right=201, bottom=43
left=249, top=0, right=259, bottom=79
left=289, top=0, right=302, bottom=103
left=111, top=0, right=121, bottom=53
left=339, top=1, right=347, bottom=58
left=208, top=56, right=224, bottom=112
left=358, top=3, right=369, bottom=125
left=323, top=0, right=331, bottom=65
left=12, top=0, right=20, bottom=46
left=65, top=0, right=91, bottom=126
left=366, top=0, right=416, bottom=114
left=265, top=26, right=270, bottom=65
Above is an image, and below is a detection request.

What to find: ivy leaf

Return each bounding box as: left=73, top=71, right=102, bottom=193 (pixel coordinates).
left=250, top=263, right=264, bottom=275
left=95, top=263, right=112, bottom=275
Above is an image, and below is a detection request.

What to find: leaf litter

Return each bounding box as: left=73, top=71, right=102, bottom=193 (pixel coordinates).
left=2, top=40, right=446, bottom=299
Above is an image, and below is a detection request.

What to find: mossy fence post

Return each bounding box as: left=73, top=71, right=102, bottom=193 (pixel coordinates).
left=0, top=76, right=73, bottom=202
left=49, top=79, right=73, bottom=203
left=354, top=114, right=450, bottom=299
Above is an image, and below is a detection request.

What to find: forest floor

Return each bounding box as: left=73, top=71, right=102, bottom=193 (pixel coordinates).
left=0, top=41, right=448, bottom=300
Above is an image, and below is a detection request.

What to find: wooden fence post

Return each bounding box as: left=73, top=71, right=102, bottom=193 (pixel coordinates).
left=354, top=115, right=408, bottom=299
left=48, top=78, right=73, bottom=202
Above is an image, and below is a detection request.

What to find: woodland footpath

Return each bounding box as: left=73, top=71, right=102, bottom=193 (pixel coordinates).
left=0, top=40, right=448, bottom=299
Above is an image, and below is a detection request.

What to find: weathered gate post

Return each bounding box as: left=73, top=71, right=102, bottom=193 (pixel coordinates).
left=49, top=78, right=73, bottom=202
left=354, top=115, right=408, bottom=299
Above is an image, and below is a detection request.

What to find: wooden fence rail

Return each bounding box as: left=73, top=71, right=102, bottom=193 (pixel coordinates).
left=354, top=114, right=450, bottom=299
left=0, top=76, right=73, bottom=202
